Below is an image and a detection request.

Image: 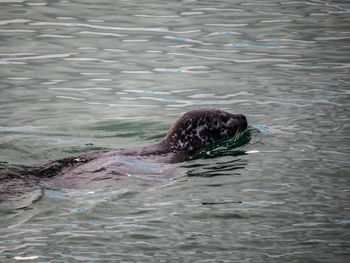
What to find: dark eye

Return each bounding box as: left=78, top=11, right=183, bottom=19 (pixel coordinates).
left=221, top=115, right=228, bottom=123
left=214, top=120, right=218, bottom=126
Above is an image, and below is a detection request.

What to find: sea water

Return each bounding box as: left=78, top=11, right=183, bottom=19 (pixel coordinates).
left=0, top=0, right=349, bottom=262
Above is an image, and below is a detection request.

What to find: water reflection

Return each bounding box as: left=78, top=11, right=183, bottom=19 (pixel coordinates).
left=183, top=130, right=251, bottom=177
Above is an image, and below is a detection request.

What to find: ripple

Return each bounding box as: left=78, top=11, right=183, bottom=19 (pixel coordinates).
left=38, top=34, right=74, bottom=38
left=56, top=96, right=85, bottom=101
left=103, top=48, right=128, bottom=53
left=88, top=79, right=112, bottom=82
left=14, top=255, right=40, bottom=260
left=7, top=77, right=31, bottom=80
left=180, top=11, right=204, bottom=16
left=133, top=14, right=180, bottom=18
left=64, top=57, right=100, bottom=61
left=259, top=38, right=315, bottom=44
left=187, top=48, right=239, bottom=53
left=83, top=102, right=156, bottom=108
left=0, top=19, right=30, bottom=25
left=56, top=17, right=76, bottom=20
left=49, top=87, right=112, bottom=91
left=154, top=66, right=213, bottom=74
left=124, top=90, right=171, bottom=95
left=78, top=31, right=126, bottom=37
left=260, top=19, right=293, bottom=23
left=163, top=35, right=211, bottom=45
left=205, top=31, right=242, bottom=37
left=0, top=53, right=74, bottom=62
left=274, top=64, right=329, bottom=69
left=192, top=8, right=243, bottom=12
left=122, top=39, right=148, bottom=42
left=42, top=80, right=66, bottom=85
left=119, top=96, right=255, bottom=107
left=230, top=43, right=286, bottom=49
left=167, top=52, right=288, bottom=63
left=0, top=29, right=34, bottom=33
left=252, top=125, right=271, bottom=134
left=29, top=21, right=168, bottom=33
left=314, top=36, right=350, bottom=41
left=262, top=97, right=344, bottom=107
left=27, top=2, right=47, bottom=6
left=204, top=23, right=248, bottom=27
left=242, top=2, right=277, bottom=6
left=121, top=70, right=153, bottom=74
left=80, top=72, right=110, bottom=76
left=168, top=29, right=202, bottom=34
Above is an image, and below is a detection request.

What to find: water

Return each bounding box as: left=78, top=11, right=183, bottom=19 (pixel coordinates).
left=0, top=0, right=349, bottom=262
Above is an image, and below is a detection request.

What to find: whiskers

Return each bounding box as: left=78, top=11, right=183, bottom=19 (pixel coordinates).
left=233, top=127, right=244, bottom=141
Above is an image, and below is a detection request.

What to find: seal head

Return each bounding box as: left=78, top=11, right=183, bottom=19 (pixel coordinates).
left=162, top=108, right=247, bottom=153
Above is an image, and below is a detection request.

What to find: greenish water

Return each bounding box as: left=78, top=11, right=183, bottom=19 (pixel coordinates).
left=0, top=0, right=349, bottom=262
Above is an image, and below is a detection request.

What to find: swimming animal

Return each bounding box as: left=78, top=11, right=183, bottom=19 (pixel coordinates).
left=0, top=108, right=247, bottom=200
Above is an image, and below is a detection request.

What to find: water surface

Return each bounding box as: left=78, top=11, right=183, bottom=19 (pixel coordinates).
left=0, top=0, right=349, bottom=262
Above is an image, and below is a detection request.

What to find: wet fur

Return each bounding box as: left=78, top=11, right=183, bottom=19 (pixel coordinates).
left=0, top=108, right=247, bottom=200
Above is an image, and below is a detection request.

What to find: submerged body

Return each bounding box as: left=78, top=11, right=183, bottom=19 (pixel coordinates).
left=0, top=108, right=247, bottom=200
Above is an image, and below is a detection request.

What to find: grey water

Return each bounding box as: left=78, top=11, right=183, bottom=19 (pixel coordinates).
left=0, top=0, right=349, bottom=262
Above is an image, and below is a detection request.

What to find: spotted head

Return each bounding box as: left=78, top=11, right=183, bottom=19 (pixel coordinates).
left=162, top=108, right=247, bottom=153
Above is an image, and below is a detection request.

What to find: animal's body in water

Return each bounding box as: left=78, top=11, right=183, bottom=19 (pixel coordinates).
left=0, top=108, right=248, bottom=200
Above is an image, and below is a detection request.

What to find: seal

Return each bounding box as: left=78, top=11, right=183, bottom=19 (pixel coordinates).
left=0, top=108, right=247, bottom=200
left=162, top=108, right=247, bottom=153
